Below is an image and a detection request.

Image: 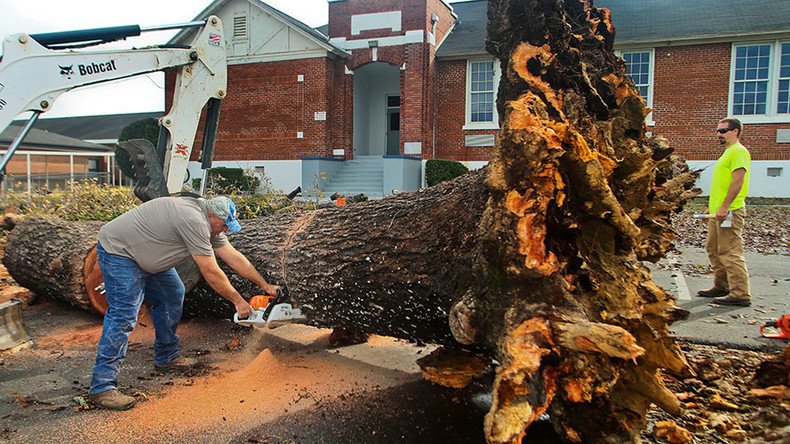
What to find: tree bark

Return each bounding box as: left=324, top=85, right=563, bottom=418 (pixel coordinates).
left=1, top=1, right=703, bottom=442
left=3, top=217, right=104, bottom=313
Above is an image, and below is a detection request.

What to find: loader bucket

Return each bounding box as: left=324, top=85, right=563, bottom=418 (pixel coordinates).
left=0, top=299, right=32, bottom=351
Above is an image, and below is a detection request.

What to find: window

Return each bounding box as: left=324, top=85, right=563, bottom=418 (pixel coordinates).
left=465, top=59, right=500, bottom=129
left=619, top=49, right=654, bottom=123
left=778, top=43, right=790, bottom=113
left=730, top=41, right=790, bottom=123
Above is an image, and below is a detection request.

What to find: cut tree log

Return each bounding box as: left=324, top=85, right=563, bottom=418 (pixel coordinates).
left=1, top=0, right=702, bottom=442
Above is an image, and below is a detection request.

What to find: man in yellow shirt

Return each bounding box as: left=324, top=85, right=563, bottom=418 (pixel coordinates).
left=697, top=117, right=751, bottom=306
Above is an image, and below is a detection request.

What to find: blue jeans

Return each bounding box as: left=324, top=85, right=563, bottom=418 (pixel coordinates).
left=90, top=242, right=186, bottom=395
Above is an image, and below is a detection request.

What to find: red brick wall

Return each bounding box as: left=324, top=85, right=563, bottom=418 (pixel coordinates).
left=5, top=155, right=91, bottom=175
left=329, top=0, right=429, bottom=39
left=166, top=57, right=346, bottom=161
left=328, top=57, right=354, bottom=159
left=433, top=59, right=495, bottom=161
left=348, top=46, right=405, bottom=70
left=401, top=43, right=432, bottom=155
left=427, top=0, right=456, bottom=45
left=652, top=43, right=790, bottom=161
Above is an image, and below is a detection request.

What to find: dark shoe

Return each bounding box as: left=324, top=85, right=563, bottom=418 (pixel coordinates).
left=697, top=287, right=729, bottom=298
left=712, top=295, right=751, bottom=307
left=154, top=356, right=199, bottom=373
left=88, top=389, right=136, bottom=410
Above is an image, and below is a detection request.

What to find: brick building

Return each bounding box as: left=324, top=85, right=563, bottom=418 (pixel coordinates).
left=169, top=0, right=790, bottom=197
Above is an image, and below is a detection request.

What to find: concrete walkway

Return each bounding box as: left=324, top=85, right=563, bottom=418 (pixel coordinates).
left=648, top=246, right=789, bottom=352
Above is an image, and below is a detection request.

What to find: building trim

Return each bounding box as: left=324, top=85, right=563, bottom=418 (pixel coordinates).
left=331, top=30, right=425, bottom=50
left=351, top=11, right=402, bottom=35
left=614, top=30, right=790, bottom=50
left=228, top=49, right=330, bottom=65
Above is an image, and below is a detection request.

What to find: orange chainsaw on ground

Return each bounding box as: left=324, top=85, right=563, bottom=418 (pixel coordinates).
left=760, top=314, right=790, bottom=339
left=233, top=288, right=306, bottom=329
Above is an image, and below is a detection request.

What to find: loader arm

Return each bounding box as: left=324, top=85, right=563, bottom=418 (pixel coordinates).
left=0, top=16, right=227, bottom=198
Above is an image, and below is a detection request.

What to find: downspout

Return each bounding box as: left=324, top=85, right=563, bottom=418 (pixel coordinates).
left=431, top=13, right=439, bottom=160
left=429, top=14, right=440, bottom=187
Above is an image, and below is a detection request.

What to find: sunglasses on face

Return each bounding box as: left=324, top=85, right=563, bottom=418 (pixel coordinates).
left=716, top=128, right=733, bottom=134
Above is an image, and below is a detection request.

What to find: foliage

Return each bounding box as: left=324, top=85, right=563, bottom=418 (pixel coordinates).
left=200, top=169, right=306, bottom=218
left=118, top=118, right=160, bottom=146
left=192, top=167, right=260, bottom=195
left=425, top=159, right=469, bottom=186
left=0, top=168, right=312, bottom=228
left=0, top=180, right=139, bottom=221
left=302, top=171, right=328, bottom=206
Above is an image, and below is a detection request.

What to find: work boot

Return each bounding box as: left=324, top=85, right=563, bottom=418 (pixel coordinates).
left=154, top=356, right=199, bottom=373
left=697, top=287, right=729, bottom=298
left=712, top=295, right=751, bottom=307
left=88, top=389, right=136, bottom=410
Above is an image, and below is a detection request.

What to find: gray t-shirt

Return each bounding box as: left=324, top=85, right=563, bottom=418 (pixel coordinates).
left=98, top=197, right=228, bottom=274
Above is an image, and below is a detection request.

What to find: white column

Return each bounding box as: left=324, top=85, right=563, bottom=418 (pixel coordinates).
left=106, top=154, right=111, bottom=185
left=26, top=153, right=31, bottom=194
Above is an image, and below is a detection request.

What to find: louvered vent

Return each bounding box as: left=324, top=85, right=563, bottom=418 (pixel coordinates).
left=233, top=15, right=247, bottom=39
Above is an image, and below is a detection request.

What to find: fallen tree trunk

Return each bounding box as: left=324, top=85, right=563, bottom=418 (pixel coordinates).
left=4, top=169, right=488, bottom=335
left=3, top=0, right=703, bottom=442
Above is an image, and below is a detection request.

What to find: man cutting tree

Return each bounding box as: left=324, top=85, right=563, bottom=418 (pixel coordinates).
left=88, top=196, right=280, bottom=410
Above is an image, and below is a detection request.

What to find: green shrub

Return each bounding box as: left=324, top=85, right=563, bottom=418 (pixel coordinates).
left=0, top=180, right=139, bottom=222
left=193, top=167, right=260, bottom=195
left=425, top=159, right=469, bottom=186
left=118, top=118, right=159, bottom=146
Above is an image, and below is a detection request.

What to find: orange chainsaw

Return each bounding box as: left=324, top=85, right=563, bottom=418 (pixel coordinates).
left=760, top=314, right=790, bottom=339
left=233, top=287, right=305, bottom=329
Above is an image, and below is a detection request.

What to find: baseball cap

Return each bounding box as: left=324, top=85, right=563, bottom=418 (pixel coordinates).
left=206, top=196, right=241, bottom=234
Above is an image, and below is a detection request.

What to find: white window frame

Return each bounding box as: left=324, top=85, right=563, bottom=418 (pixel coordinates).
left=617, top=48, right=655, bottom=126
left=464, top=58, right=501, bottom=130
left=728, top=40, right=790, bottom=124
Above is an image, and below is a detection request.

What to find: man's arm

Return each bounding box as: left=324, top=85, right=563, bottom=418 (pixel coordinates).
left=214, top=244, right=280, bottom=295
left=192, top=253, right=253, bottom=317
left=716, top=168, right=746, bottom=220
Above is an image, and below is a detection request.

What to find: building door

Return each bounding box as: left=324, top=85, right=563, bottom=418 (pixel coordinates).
left=386, top=95, right=400, bottom=155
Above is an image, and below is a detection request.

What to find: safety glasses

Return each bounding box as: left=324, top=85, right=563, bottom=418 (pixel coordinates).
left=716, top=128, right=733, bottom=134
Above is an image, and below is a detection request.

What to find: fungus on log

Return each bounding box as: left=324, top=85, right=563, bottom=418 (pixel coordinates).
left=3, top=0, right=702, bottom=442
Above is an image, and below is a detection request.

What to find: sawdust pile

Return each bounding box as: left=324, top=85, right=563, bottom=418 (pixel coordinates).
left=63, top=349, right=297, bottom=441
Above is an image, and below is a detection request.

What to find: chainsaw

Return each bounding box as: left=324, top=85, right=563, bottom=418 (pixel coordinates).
left=760, top=314, right=790, bottom=340
left=233, top=287, right=306, bottom=329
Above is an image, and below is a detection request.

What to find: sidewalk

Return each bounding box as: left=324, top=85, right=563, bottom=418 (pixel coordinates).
left=649, top=246, right=790, bottom=352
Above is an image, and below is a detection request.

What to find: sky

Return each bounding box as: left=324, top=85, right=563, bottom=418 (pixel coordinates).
left=0, top=0, right=332, bottom=119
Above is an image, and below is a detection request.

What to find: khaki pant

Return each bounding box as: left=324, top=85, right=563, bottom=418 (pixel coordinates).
left=705, top=208, right=751, bottom=300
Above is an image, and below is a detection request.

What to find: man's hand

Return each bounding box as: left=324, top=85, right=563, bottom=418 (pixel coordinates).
left=715, top=206, right=730, bottom=221
left=235, top=299, right=253, bottom=319
left=263, top=283, right=282, bottom=296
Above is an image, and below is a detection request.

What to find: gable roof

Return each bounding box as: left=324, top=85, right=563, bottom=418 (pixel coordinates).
left=169, top=0, right=347, bottom=57
left=436, top=0, right=487, bottom=58
left=13, top=112, right=162, bottom=144
left=597, top=0, right=790, bottom=46
left=437, top=0, right=790, bottom=58
left=1, top=124, right=112, bottom=153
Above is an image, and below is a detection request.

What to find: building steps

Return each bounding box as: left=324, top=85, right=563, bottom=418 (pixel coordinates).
left=322, top=156, right=384, bottom=198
